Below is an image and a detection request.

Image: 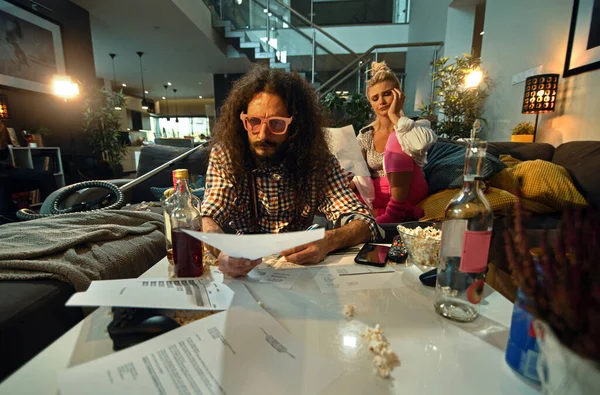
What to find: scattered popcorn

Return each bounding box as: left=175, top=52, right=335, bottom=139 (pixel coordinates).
left=173, top=310, right=215, bottom=326
left=362, top=324, right=400, bottom=379
left=343, top=304, right=355, bottom=318
left=398, top=225, right=442, bottom=267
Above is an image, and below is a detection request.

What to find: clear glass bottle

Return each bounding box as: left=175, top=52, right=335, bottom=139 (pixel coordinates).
left=170, top=169, right=204, bottom=277
left=434, top=139, right=493, bottom=322
left=164, top=169, right=201, bottom=269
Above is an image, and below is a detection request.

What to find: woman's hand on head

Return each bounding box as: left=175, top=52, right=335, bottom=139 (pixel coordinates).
left=387, top=88, right=405, bottom=125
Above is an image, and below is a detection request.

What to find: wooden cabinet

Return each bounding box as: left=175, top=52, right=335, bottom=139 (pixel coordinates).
left=8, top=146, right=65, bottom=187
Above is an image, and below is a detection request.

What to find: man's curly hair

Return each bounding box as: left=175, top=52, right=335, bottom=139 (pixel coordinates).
left=211, top=65, right=333, bottom=214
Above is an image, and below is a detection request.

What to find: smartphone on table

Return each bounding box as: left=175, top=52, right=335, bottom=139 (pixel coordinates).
left=354, top=243, right=391, bottom=267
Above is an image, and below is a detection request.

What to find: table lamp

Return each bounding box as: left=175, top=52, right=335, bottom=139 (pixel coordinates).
left=521, top=74, right=559, bottom=141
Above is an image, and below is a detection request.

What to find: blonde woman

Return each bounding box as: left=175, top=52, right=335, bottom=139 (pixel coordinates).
left=355, top=61, right=437, bottom=223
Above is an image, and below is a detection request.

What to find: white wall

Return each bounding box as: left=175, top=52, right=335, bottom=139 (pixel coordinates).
left=403, top=0, right=452, bottom=116
left=481, top=0, right=600, bottom=145
left=444, top=5, right=476, bottom=60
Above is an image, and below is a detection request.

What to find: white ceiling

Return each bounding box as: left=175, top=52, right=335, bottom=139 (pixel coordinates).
left=71, top=0, right=250, bottom=100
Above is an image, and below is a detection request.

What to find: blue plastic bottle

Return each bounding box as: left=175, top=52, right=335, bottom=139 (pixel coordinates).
left=505, top=288, right=541, bottom=383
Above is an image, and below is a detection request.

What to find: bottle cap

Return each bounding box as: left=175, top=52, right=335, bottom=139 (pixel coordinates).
left=173, top=169, right=189, bottom=180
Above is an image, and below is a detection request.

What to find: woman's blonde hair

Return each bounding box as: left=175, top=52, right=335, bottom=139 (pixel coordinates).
left=367, top=61, right=400, bottom=93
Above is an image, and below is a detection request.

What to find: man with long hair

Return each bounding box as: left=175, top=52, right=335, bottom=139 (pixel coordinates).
left=202, top=65, right=379, bottom=276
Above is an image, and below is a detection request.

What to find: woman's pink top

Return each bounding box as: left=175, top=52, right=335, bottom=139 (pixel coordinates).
left=383, top=131, right=429, bottom=206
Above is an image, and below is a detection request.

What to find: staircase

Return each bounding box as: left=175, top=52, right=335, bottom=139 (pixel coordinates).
left=210, top=11, right=291, bottom=71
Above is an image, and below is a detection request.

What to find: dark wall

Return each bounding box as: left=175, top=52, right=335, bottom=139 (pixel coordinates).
left=0, top=0, right=96, bottom=156
left=213, top=73, right=245, bottom=117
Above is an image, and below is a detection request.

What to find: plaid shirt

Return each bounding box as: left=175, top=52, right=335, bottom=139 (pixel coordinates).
left=201, top=144, right=379, bottom=240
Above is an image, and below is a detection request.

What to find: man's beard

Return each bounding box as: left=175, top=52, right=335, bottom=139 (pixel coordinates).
left=250, top=140, right=288, bottom=166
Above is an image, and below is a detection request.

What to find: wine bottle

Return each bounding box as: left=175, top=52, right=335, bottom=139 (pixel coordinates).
left=434, top=139, right=493, bottom=322
left=170, top=169, right=204, bottom=277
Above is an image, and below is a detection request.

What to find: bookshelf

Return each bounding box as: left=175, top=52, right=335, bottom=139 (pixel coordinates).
left=8, top=146, right=66, bottom=187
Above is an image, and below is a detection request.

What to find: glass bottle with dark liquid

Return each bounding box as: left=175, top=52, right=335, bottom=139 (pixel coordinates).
left=170, top=169, right=204, bottom=277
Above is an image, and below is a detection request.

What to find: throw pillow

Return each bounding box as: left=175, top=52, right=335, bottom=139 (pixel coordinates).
left=489, top=159, right=587, bottom=211
left=423, top=142, right=506, bottom=194
left=418, top=187, right=519, bottom=222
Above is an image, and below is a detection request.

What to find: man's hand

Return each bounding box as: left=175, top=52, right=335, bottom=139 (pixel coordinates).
left=218, top=252, right=262, bottom=277
left=281, top=239, right=330, bottom=265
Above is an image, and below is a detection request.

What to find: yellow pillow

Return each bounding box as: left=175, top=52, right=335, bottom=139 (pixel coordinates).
left=499, top=154, right=522, bottom=168
left=418, top=187, right=520, bottom=222
left=489, top=159, right=587, bottom=211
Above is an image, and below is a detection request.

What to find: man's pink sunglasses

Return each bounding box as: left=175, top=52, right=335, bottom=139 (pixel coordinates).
left=240, top=112, right=293, bottom=135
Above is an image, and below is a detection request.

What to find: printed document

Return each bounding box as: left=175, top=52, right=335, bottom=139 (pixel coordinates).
left=58, top=305, right=345, bottom=395
left=66, top=278, right=234, bottom=311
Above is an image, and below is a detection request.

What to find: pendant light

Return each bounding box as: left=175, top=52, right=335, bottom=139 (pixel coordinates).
left=173, top=88, right=179, bottom=123
left=163, top=84, right=170, bottom=121
left=109, top=53, right=121, bottom=111
left=137, top=51, right=151, bottom=110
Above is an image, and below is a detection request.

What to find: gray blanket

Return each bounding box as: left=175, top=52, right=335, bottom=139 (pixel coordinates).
left=0, top=210, right=166, bottom=291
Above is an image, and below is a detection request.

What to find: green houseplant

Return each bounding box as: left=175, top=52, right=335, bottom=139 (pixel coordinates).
left=321, top=92, right=372, bottom=134
left=420, top=54, right=491, bottom=139
left=82, top=87, right=127, bottom=175
left=511, top=122, right=534, bottom=143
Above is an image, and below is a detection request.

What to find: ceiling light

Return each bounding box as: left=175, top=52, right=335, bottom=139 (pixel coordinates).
left=122, top=83, right=126, bottom=87
left=137, top=52, right=151, bottom=112
left=173, top=88, right=179, bottom=123
left=263, top=8, right=268, bottom=13
left=268, top=12, right=272, bottom=16
left=480, top=31, right=485, bottom=35
left=235, top=0, right=242, bottom=4
left=145, top=90, right=149, bottom=94
left=198, top=95, right=203, bottom=98
left=164, top=85, right=170, bottom=121
left=114, top=106, right=122, bottom=111
left=162, top=96, right=166, bottom=100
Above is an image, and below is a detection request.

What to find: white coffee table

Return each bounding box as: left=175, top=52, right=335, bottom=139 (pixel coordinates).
left=0, top=255, right=540, bottom=394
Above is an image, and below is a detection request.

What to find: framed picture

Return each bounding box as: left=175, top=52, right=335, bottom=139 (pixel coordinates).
left=7, top=127, right=19, bottom=146
left=0, top=0, right=66, bottom=94
left=564, top=0, right=600, bottom=77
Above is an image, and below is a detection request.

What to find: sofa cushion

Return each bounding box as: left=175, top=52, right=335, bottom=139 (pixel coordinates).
left=487, top=142, right=555, bottom=162
left=552, top=141, right=600, bottom=209
left=489, top=157, right=587, bottom=211
left=0, top=280, right=83, bottom=381
left=423, top=142, right=506, bottom=193
left=133, top=145, right=211, bottom=204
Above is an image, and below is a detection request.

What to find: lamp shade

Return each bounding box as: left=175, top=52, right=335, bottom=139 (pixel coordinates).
left=522, top=74, right=559, bottom=114
left=0, top=95, right=8, bottom=119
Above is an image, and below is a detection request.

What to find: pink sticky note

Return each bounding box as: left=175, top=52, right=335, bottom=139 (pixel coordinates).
left=459, top=231, right=492, bottom=273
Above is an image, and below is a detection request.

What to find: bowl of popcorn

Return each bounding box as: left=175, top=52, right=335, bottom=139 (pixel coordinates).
left=396, top=221, right=442, bottom=267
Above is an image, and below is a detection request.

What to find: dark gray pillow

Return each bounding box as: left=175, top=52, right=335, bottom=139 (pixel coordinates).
left=423, top=142, right=506, bottom=194
left=132, top=145, right=210, bottom=203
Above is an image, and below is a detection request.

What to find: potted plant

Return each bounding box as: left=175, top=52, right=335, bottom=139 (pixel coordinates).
left=504, top=199, right=600, bottom=394
left=321, top=92, right=372, bottom=134
left=419, top=54, right=491, bottom=139
left=511, top=122, right=535, bottom=143
left=82, top=87, right=127, bottom=177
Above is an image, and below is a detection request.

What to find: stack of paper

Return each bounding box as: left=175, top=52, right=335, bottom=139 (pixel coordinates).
left=65, top=278, right=234, bottom=311
left=59, top=284, right=345, bottom=395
